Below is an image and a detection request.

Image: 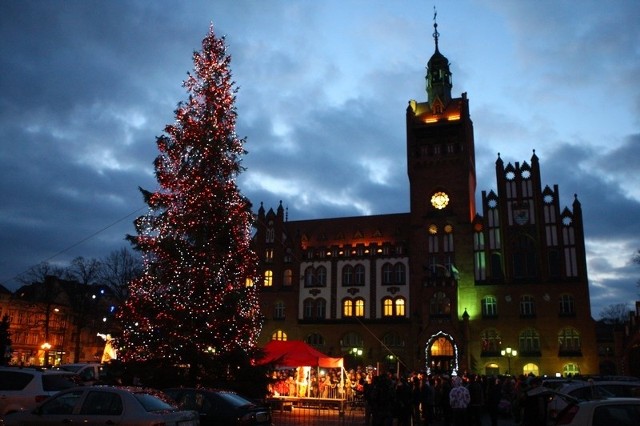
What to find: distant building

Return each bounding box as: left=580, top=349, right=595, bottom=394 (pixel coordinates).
left=0, top=275, right=116, bottom=366
left=253, top=22, right=599, bottom=377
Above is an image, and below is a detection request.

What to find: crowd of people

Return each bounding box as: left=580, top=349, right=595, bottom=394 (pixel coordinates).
left=268, top=366, right=550, bottom=426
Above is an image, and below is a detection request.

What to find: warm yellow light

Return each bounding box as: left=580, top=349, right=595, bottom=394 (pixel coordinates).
left=447, top=114, right=460, bottom=121
left=425, top=117, right=438, bottom=123
left=41, top=342, right=51, bottom=350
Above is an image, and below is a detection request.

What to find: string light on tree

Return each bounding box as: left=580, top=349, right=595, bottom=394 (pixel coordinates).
left=116, top=25, right=263, bottom=377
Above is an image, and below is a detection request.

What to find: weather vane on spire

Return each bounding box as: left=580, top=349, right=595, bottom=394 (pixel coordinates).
left=433, top=5, right=440, bottom=49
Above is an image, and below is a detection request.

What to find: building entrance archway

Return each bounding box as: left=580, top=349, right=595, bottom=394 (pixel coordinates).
left=425, top=331, right=459, bottom=375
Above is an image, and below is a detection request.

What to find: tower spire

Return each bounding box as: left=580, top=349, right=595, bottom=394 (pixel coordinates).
left=426, top=7, right=452, bottom=105
left=433, top=6, right=440, bottom=51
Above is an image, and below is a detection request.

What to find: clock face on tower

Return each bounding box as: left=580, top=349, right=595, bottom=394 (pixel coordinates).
left=431, top=191, right=450, bottom=209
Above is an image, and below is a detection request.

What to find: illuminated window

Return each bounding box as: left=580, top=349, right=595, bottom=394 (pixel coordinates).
left=395, top=298, right=405, bottom=316
left=562, top=363, right=580, bottom=377
left=271, top=330, right=287, bottom=341
left=430, top=337, right=454, bottom=356
left=264, top=270, right=273, bottom=287
left=383, top=298, right=393, bottom=316
left=523, top=363, right=539, bottom=377
left=354, top=299, right=365, bottom=317
left=343, top=299, right=353, bottom=317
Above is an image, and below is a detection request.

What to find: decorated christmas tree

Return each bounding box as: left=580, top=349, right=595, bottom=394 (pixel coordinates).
left=117, top=26, right=263, bottom=381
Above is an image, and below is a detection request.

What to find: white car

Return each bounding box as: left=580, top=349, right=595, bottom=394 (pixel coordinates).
left=2, top=385, right=199, bottom=426
left=554, top=397, right=640, bottom=425
left=547, top=380, right=640, bottom=421
left=0, top=367, right=80, bottom=417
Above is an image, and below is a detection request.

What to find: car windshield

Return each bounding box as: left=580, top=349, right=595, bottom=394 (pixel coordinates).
left=216, top=392, right=255, bottom=408
left=43, top=374, right=81, bottom=391
left=134, top=392, right=177, bottom=412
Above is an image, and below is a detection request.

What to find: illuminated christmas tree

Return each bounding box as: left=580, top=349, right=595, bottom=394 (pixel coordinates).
left=117, top=26, right=263, bottom=380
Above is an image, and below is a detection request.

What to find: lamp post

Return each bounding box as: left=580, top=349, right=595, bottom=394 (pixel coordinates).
left=500, top=347, right=517, bottom=376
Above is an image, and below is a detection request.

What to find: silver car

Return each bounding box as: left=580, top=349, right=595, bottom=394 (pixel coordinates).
left=554, top=397, right=640, bottom=426
left=2, top=385, right=199, bottom=426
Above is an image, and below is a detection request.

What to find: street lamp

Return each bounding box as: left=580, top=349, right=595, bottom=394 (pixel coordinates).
left=500, top=346, right=517, bottom=376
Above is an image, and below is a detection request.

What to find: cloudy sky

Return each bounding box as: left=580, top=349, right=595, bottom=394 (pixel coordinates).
left=1, top=0, right=639, bottom=318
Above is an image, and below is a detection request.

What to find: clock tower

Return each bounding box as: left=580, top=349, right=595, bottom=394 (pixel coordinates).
left=406, top=19, right=477, bottom=371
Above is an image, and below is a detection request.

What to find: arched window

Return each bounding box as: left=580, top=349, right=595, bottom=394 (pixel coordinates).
left=382, top=263, right=393, bottom=285
left=518, top=328, right=541, bottom=354
left=430, top=291, right=451, bottom=315
left=520, top=295, right=535, bottom=317
left=341, top=331, right=363, bottom=349
left=342, top=264, right=354, bottom=286
left=562, top=363, right=580, bottom=377
left=512, top=234, right=537, bottom=279
left=480, top=328, right=501, bottom=354
left=558, top=327, right=581, bottom=352
left=354, top=298, right=365, bottom=317
left=316, top=298, right=327, bottom=319
left=303, top=298, right=314, bottom=319
left=343, top=299, right=354, bottom=317
left=271, top=330, right=287, bottom=341
left=264, top=270, right=273, bottom=287
left=523, top=363, right=539, bottom=377
left=395, top=298, right=406, bottom=317
left=354, top=264, right=365, bottom=286
left=382, top=331, right=404, bottom=348
left=316, top=266, right=327, bottom=287
left=306, top=333, right=325, bottom=348
left=394, top=263, right=406, bottom=285
left=382, top=297, right=394, bottom=316
left=304, top=266, right=314, bottom=287
left=481, top=296, right=498, bottom=317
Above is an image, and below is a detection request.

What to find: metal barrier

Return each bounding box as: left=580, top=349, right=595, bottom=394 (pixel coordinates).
left=268, top=396, right=366, bottom=426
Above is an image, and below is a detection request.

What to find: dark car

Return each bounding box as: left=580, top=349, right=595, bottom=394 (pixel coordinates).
left=165, top=387, right=272, bottom=426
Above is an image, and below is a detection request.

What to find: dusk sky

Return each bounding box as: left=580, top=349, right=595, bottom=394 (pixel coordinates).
left=1, top=1, right=639, bottom=318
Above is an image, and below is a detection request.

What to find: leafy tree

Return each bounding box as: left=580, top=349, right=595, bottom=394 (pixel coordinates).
left=598, top=303, right=631, bottom=324
left=117, top=25, right=263, bottom=384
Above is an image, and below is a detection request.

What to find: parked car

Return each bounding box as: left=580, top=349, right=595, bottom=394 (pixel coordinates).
left=548, top=380, right=640, bottom=421
left=2, top=385, right=199, bottom=425
left=59, top=363, right=105, bottom=384
left=165, top=387, right=272, bottom=425
left=554, top=397, right=640, bottom=425
left=0, top=366, right=81, bottom=417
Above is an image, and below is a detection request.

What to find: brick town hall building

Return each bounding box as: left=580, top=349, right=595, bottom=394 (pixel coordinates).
left=253, top=23, right=598, bottom=378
